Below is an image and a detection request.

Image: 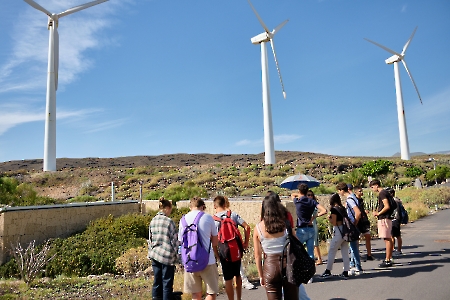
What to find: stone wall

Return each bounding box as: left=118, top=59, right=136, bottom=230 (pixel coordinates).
left=0, top=201, right=139, bottom=264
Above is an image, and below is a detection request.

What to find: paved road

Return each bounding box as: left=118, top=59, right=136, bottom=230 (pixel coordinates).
left=217, top=208, right=450, bottom=300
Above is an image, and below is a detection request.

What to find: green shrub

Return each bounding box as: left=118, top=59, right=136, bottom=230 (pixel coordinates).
left=404, top=166, right=423, bottom=178
left=144, top=182, right=207, bottom=202
left=0, top=257, right=19, bottom=279
left=144, top=190, right=164, bottom=200
left=45, top=213, right=157, bottom=277
left=360, top=160, right=392, bottom=177
left=426, top=166, right=450, bottom=183
left=344, top=168, right=365, bottom=187
left=0, top=179, right=57, bottom=207
left=224, top=186, right=238, bottom=197
left=310, top=185, right=335, bottom=195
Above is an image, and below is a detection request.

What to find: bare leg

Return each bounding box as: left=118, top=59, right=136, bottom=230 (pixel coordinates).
left=224, top=279, right=235, bottom=300
left=205, top=293, right=217, bottom=300
left=364, top=233, right=372, bottom=256
left=397, top=236, right=403, bottom=252
left=192, top=292, right=202, bottom=300
left=385, top=238, right=393, bottom=261
left=314, top=246, right=323, bottom=264
left=236, top=276, right=242, bottom=300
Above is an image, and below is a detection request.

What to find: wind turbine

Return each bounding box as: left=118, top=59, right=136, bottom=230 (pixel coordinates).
left=24, top=0, right=108, bottom=171
left=247, top=0, right=288, bottom=165
left=365, top=27, right=422, bottom=160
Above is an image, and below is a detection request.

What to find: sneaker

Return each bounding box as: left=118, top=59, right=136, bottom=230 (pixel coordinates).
left=393, top=250, right=403, bottom=256
left=242, top=280, right=256, bottom=290
left=339, top=271, right=349, bottom=279
left=366, top=255, right=375, bottom=261
left=378, top=260, right=393, bottom=268
left=321, top=270, right=332, bottom=278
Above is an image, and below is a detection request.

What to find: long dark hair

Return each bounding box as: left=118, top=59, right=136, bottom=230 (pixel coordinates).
left=329, top=193, right=343, bottom=208
left=261, top=194, right=286, bottom=234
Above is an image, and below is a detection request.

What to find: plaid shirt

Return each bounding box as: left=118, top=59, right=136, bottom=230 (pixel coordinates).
left=148, top=212, right=180, bottom=265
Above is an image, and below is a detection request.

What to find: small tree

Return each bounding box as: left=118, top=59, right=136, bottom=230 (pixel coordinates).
left=11, top=240, right=56, bottom=286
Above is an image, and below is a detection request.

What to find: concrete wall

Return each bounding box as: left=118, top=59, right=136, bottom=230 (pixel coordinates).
left=0, top=201, right=138, bottom=264
left=1, top=195, right=331, bottom=264
left=141, top=200, right=161, bottom=214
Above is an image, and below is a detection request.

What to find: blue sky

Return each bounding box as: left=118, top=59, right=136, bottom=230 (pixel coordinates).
left=1, top=0, right=449, bottom=163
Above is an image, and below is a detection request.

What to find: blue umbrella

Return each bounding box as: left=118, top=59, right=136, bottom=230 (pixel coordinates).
left=280, top=174, right=320, bottom=190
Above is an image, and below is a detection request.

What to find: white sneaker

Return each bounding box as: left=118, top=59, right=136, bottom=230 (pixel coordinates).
left=242, top=280, right=255, bottom=290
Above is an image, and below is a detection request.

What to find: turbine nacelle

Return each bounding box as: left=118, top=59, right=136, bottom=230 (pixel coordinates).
left=251, top=32, right=271, bottom=44
left=385, top=54, right=403, bottom=65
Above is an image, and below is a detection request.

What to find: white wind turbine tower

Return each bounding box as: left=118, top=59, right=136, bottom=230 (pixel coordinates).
left=247, top=0, right=288, bottom=165
left=365, top=27, right=423, bottom=160
left=24, top=0, right=108, bottom=171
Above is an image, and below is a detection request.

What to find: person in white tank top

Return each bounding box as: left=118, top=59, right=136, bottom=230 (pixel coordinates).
left=253, top=194, right=299, bottom=300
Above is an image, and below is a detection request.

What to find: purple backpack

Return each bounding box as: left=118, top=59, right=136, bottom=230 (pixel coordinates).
left=180, top=211, right=211, bottom=273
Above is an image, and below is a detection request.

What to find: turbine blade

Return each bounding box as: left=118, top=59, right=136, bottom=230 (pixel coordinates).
left=364, top=38, right=402, bottom=57
left=272, top=19, right=289, bottom=35
left=58, top=0, right=108, bottom=18
left=270, top=39, right=286, bottom=99
left=401, top=26, right=418, bottom=55
left=402, top=60, right=422, bottom=104
left=24, top=0, right=52, bottom=17
left=54, top=27, right=59, bottom=90
left=247, top=0, right=270, bottom=33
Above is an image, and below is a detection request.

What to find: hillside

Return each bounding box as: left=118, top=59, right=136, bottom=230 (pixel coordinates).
left=1, top=151, right=449, bottom=202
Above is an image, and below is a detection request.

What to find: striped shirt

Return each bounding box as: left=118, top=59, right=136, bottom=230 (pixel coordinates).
left=148, top=212, right=180, bottom=265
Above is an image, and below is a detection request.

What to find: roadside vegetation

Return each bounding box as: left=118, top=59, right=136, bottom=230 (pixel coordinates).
left=0, top=153, right=449, bottom=298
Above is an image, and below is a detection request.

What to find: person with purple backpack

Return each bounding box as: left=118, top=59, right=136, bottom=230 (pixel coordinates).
left=178, top=197, right=220, bottom=300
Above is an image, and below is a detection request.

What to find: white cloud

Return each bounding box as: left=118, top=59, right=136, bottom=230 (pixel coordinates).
left=274, top=134, right=302, bottom=144
left=84, top=118, right=127, bottom=133
left=0, top=103, right=99, bottom=135
left=0, top=0, right=130, bottom=92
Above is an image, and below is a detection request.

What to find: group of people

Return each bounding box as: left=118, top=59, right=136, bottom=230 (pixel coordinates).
left=147, top=179, right=405, bottom=300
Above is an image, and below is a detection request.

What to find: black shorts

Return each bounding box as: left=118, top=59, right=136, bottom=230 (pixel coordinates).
left=391, top=224, right=401, bottom=237
left=219, top=258, right=241, bottom=281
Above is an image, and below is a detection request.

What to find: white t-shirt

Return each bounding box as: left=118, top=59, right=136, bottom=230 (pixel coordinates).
left=178, top=210, right=217, bottom=265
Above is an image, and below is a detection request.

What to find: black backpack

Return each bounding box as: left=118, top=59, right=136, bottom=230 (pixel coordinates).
left=348, top=196, right=370, bottom=233
left=336, top=206, right=360, bottom=242
left=282, top=221, right=316, bottom=285
left=385, top=191, right=398, bottom=218
left=393, top=199, right=409, bottom=224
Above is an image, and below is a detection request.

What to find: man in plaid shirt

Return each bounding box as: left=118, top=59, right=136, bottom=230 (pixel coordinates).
left=148, top=199, right=180, bottom=300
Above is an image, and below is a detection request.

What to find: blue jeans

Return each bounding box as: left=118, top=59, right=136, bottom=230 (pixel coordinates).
left=349, top=240, right=362, bottom=271
left=296, top=227, right=315, bottom=259
left=151, top=259, right=175, bottom=300
left=299, top=284, right=311, bottom=300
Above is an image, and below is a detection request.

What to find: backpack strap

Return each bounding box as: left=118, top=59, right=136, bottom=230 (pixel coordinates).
left=193, top=211, right=204, bottom=224
left=181, top=215, right=188, bottom=228
left=346, top=196, right=358, bottom=220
